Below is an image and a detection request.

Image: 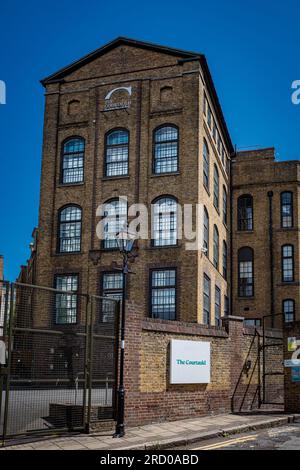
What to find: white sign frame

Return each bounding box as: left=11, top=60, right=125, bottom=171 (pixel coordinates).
left=170, top=339, right=211, bottom=384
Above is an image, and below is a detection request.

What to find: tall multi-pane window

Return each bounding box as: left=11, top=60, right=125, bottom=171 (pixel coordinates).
left=203, top=207, right=209, bottom=256
left=58, top=206, right=82, bottom=253
left=207, top=105, right=212, bottom=128
left=238, top=195, right=253, bottom=231
left=238, top=247, right=254, bottom=297
left=223, top=186, right=228, bottom=225
left=213, top=225, right=219, bottom=269
left=203, top=140, right=210, bottom=189
left=152, top=196, right=177, bottom=246
left=101, top=272, right=123, bottom=322
left=283, top=299, right=295, bottom=323
left=281, top=192, right=293, bottom=228
left=105, top=129, right=129, bottom=177
left=150, top=269, right=176, bottom=320
left=215, top=286, right=221, bottom=326
left=102, top=198, right=127, bottom=249
left=282, top=245, right=294, bottom=282
left=61, top=137, right=85, bottom=184
left=224, top=295, right=229, bottom=316
left=55, top=275, right=78, bottom=324
left=223, top=240, right=228, bottom=279
left=213, top=165, right=219, bottom=209
left=153, top=125, right=178, bottom=174
left=203, top=274, right=211, bottom=325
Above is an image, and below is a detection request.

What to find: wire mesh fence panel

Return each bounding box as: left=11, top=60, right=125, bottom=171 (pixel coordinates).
left=89, top=295, right=119, bottom=424
left=1, top=283, right=89, bottom=438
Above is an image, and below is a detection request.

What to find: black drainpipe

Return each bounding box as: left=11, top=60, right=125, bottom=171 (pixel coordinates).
left=267, top=191, right=275, bottom=328
left=229, top=146, right=236, bottom=316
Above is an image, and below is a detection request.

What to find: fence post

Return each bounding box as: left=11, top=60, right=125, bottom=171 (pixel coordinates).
left=2, top=283, right=15, bottom=444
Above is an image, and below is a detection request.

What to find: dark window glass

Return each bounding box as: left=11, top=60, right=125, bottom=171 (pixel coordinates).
left=238, top=247, right=254, bottom=297
left=224, top=295, right=229, bottom=316
left=105, top=129, right=129, bottom=177
left=207, top=105, right=212, bottom=128
left=281, top=192, right=293, bottom=228
left=238, top=195, right=253, bottom=231
left=62, top=138, right=85, bottom=184
left=58, top=206, right=82, bottom=253
left=153, top=126, right=178, bottom=174
left=283, top=299, right=295, bottom=323
left=223, top=186, right=228, bottom=225
left=244, top=318, right=261, bottom=327
left=150, top=269, right=176, bottom=320
left=282, top=245, right=294, bottom=282
left=203, top=140, right=210, bottom=189
left=102, top=272, right=123, bottom=322
left=223, top=240, right=228, bottom=279
left=213, top=165, right=219, bottom=209
left=213, top=225, right=219, bottom=270
left=215, top=286, right=221, bottom=326
left=152, top=197, right=177, bottom=247
left=102, top=198, right=127, bottom=249
left=203, top=274, right=211, bottom=325
left=203, top=207, right=209, bottom=256
left=55, top=275, right=78, bottom=324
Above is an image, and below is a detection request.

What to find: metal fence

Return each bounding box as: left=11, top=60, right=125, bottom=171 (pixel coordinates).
left=0, top=282, right=120, bottom=443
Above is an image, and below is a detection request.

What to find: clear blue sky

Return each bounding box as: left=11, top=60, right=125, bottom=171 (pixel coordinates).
left=0, top=0, right=299, bottom=281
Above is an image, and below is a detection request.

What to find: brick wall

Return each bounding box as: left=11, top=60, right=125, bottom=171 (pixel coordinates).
left=124, top=301, right=284, bottom=426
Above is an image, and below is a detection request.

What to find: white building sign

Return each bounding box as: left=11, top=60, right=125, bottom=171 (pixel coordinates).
left=170, top=339, right=211, bottom=384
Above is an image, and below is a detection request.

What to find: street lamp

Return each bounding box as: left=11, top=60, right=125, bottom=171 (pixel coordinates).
left=113, top=228, right=136, bottom=438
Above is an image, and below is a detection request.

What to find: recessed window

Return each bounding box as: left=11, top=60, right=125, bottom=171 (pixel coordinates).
left=207, top=105, right=212, bottom=129
left=281, top=192, right=293, bottom=228
left=203, top=140, right=210, bottom=189
left=238, top=195, right=253, bottom=231
left=223, top=240, right=228, bottom=279
left=61, top=138, right=85, bottom=184
left=223, top=186, right=227, bottom=225
left=102, top=198, right=127, bottom=250
left=215, top=286, right=221, bottom=326
left=105, top=129, right=129, bottom=177
left=213, top=165, right=219, bottom=210
left=282, top=244, right=294, bottom=282
left=224, top=295, right=229, bottom=316
left=238, top=247, right=254, bottom=297
left=150, top=269, right=176, bottom=320
left=101, top=272, right=123, bottom=322
left=244, top=318, right=261, bottom=327
left=58, top=205, right=82, bottom=253
left=153, top=125, right=178, bottom=174
left=152, top=196, right=177, bottom=247
left=55, top=275, right=78, bottom=324
left=283, top=299, right=295, bottom=323
left=203, top=206, right=209, bottom=257
left=203, top=274, right=211, bottom=325
left=213, top=225, right=219, bottom=270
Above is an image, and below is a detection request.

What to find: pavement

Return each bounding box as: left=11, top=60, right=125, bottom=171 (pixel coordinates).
left=1, top=412, right=298, bottom=450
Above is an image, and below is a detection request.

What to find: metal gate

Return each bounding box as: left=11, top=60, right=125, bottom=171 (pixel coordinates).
left=259, top=313, right=284, bottom=408
left=0, top=282, right=120, bottom=443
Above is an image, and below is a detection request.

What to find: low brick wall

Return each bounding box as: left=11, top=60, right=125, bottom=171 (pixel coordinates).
left=124, top=302, right=284, bottom=426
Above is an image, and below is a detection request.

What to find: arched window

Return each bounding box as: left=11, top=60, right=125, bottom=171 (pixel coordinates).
left=238, top=247, right=254, bottom=297
left=223, top=186, right=228, bottom=225
left=203, top=206, right=209, bottom=256
left=102, top=198, right=127, bottom=249
left=213, top=225, right=219, bottom=269
left=105, top=129, right=129, bottom=177
left=203, top=140, right=210, bottom=189
left=281, top=192, right=293, bottom=228
left=61, top=137, right=85, bottom=184
left=283, top=299, right=295, bottom=323
left=213, top=165, right=219, bottom=209
left=223, top=240, right=228, bottom=279
left=152, top=196, right=177, bottom=246
left=282, top=244, right=294, bottom=282
left=153, top=125, right=178, bottom=174
left=238, top=195, right=253, bottom=231
left=58, top=205, right=82, bottom=253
